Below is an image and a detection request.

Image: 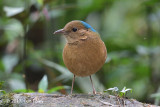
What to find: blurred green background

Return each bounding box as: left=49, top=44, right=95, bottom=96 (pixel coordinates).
left=0, top=0, right=160, bottom=105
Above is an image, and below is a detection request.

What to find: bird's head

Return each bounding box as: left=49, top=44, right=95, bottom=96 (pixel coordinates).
left=54, top=20, right=97, bottom=43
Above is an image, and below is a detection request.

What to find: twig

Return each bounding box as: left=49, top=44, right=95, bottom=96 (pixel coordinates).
left=116, top=96, right=121, bottom=107
left=122, top=98, right=125, bottom=107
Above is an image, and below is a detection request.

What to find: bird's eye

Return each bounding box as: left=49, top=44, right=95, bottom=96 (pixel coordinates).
left=72, top=28, right=77, bottom=32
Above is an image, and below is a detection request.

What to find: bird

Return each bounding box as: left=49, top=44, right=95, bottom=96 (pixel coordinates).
left=54, top=20, right=107, bottom=94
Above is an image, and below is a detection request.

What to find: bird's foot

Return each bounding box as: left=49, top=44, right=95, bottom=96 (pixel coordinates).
left=93, top=90, right=97, bottom=94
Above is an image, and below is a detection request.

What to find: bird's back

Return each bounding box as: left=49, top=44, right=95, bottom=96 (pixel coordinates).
left=63, top=35, right=107, bottom=77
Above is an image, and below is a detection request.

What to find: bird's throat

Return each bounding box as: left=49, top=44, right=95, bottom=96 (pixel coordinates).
left=65, top=36, right=79, bottom=44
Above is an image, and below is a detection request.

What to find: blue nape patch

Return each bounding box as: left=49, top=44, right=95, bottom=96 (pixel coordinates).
left=80, top=21, right=97, bottom=32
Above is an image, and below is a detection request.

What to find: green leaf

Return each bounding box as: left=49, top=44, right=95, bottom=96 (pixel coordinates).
left=13, top=89, right=34, bottom=93
left=119, top=87, right=132, bottom=97
left=0, top=90, right=6, bottom=94
left=0, top=81, right=5, bottom=89
left=38, top=75, right=48, bottom=92
left=105, top=87, right=119, bottom=92
left=37, top=0, right=43, bottom=6
left=0, top=60, right=5, bottom=72
left=39, top=59, right=72, bottom=81
left=3, top=19, right=24, bottom=42
left=3, top=6, right=24, bottom=17
left=120, top=87, right=132, bottom=94
left=2, top=54, right=19, bottom=73
left=47, top=86, right=69, bottom=93
left=120, top=87, right=126, bottom=94
left=151, top=93, right=160, bottom=98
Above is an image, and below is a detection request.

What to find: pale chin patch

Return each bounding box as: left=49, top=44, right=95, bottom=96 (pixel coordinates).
left=65, top=36, right=78, bottom=44
left=65, top=35, right=88, bottom=43
left=80, top=36, right=87, bottom=40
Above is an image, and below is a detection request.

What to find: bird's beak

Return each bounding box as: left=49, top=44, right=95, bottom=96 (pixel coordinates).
left=54, top=29, right=65, bottom=34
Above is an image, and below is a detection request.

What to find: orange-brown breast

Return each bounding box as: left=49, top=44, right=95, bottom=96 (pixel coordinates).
left=63, top=36, right=107, bottom=77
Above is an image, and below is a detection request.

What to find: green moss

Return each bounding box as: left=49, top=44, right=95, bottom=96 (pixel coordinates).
left=21, top=93, right=31, bottom=102
left=0, top=93, right=14, bottom=106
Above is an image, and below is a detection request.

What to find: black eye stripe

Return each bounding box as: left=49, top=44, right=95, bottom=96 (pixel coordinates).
left=72, top=28, right=77, bottom=32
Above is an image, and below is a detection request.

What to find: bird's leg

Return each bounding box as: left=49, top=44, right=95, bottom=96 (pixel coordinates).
left=71, top=75, right=76, bottom=94
left=89, top=75, right=96, bottom=94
